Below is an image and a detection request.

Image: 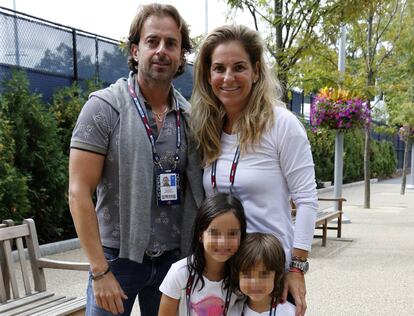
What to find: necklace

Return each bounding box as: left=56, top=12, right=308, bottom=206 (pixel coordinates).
left=152, top=106, right=169, bottom=122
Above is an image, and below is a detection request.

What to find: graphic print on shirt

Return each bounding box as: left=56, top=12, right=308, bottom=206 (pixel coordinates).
left=190, top=295, right=225, bottom=316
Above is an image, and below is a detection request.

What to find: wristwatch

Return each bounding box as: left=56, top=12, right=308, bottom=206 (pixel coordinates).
left=290, top=259, right=309, bottom=274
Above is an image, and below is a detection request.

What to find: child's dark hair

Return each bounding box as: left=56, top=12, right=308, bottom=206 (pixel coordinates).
left=231, top=232, right=286, bottom=298
left=188, top=193, right=246, bottom=291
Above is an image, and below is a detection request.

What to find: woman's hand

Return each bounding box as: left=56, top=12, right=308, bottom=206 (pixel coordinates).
left=282, top=271, right=307, bottom=316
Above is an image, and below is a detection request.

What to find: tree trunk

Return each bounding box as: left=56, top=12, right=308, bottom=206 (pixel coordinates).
left=278, top=71, right=289, bottom=105
left=401, top=140, right=410, bottom=195
left=364, top=128, right=371, bottom=208
left=274, top=0, right=289, bottom=104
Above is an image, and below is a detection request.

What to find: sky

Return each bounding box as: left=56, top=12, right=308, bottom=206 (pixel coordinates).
left=0, top=0, right=250, bottom=40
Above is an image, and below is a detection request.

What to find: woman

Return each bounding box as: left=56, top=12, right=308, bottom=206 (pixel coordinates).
left=190, top=25, right=318, bottom=316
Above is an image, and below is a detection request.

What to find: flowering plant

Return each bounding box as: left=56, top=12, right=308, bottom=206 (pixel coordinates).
left=310, top=87, right=371, bottom=130
left=398, top=123, right=414, bottom=142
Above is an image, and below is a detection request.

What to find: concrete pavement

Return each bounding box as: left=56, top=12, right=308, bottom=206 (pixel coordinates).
left=41, top=176, right=414, bottom=315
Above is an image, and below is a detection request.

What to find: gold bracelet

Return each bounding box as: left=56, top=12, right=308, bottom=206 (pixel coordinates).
left=292, top=255, right=307, bottom=262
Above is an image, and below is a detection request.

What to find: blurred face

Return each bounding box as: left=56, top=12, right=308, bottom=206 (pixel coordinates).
left=208, top=40, right=259, bottom=118
left=201, top=211, right=242, bottom=264
left=131, top=15, right=183, bottom=85
left=239, top=261, right=275, bottom=306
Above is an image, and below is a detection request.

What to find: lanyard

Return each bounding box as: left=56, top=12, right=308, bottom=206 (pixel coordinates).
left=211, top=146, right=240, bottom=193
left=241, top=295, right=278, bottom=316
left=127, top=75, right=181, bottom=168
left=185, top=272, right=232, bottom=316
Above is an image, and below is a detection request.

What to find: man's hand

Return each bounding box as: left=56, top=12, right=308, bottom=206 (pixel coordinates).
left=282, top=271, right=307, bottom=316
left=92, top=272, right=128, bottom=315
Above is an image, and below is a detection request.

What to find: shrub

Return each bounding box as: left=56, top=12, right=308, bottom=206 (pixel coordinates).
left=307, top=127, right=396, bottom=184
left=0, top=113, right=30, bottom=220
left=343, top=129, right=365, bottom=183
left=307, top=128, right=335, bottom=182
left=0, top=70, right=69, bottom=243
left=371, top=140, right=397, bottom=178
left=51, top=80, right=102, bottom=154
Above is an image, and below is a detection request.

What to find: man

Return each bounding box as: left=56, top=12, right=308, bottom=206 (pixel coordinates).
left=68, top=4, right=203, bottom=315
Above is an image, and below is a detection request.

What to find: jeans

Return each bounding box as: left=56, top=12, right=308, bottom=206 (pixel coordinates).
left=86, top=247, right=180, bottom=316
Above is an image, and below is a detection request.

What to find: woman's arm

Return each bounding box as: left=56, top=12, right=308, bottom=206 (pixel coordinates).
left=158, top=294, right=180, bottom=316
left=275, top=109, right=318, bottom=316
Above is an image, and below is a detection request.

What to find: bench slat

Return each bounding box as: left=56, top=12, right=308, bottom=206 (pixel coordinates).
left=2, top=240, right=19, bottom=299
left=0, top=255, right=7, bottom=303
left=315, top=211, right=342, bottom=225
left=0, top=292, right=54, bottom=313
left=36, top=296, right=87, bottom=316
left=16, top=237, right=32, bottom=295
left=15, top=296, right=75, bottom=316
left=1, top=220, right=14, bottom=301
left=2, top=293, right=67, bottom=316
left=0, top=225, right=30, bottom=241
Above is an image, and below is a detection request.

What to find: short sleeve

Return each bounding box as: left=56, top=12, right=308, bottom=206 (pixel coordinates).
left=70, top=96, right=119, bottom=155
left=159, top=259, right=188, bottom=300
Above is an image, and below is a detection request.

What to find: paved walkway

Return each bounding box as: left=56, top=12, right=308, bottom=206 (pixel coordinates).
left=42, top=176, right=414, bottom=315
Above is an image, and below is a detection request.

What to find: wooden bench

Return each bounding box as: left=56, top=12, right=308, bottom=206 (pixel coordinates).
left=291, top=197, right=346, bottom=246
left=0, top=219, right=89, bottom=316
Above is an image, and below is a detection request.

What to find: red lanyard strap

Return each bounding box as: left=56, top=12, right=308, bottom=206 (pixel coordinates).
left=211, top=146, right=240, bottom=193
left=127, top=74, right=181, bottom=167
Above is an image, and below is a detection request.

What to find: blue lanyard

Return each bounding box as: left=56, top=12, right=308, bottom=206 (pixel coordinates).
left=211, top=146, right=240, bottom=193
left=127, top=74, right=181, bottom=168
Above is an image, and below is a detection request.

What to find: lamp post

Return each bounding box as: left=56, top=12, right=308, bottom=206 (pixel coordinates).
left=204, top=0, right=208, bottom=34
left=334, top=24, right=346, bottom=212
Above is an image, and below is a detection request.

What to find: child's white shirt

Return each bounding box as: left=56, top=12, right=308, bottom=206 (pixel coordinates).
left=160, top=257, right=237, bottom=315
left=229, top=299, right=296, bottom=316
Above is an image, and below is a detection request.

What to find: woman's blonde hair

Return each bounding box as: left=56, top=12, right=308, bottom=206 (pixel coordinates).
left=190, top=24, right=284, bottom=166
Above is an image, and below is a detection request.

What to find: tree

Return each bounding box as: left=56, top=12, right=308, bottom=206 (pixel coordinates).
left=344, top=0, right=407, bottom=208
left=226, top=0, right=338, bottom=103
left=36, top=42, right=95, bottom=79
left=382, top=1, right=414, bottom=194
left=99, top=45, right=129, bottom=83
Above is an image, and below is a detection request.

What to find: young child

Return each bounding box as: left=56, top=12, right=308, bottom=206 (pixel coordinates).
left=158, top=193, right=247, bottom=315
left=230, top=233, right=295, bottom=316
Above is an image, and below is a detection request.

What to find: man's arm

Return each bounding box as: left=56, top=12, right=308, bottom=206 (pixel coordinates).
left=69, top=148, right=127, bottom=314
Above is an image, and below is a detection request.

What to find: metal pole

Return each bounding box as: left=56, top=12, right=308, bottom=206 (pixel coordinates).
left=13, top=0, right=20, bottom=66
left=72, top=29, right=78, bottom=82
left=338, top=24, right=346, bottom=76
left=204, top=0, right=208, bottom=34
left=407, top=143, right=414, bottom=189
left=334, top=131, right=344, bottom=210
left=95, top=36, right=99, bottom=83
left=333, top=24, right=346, bottom=212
